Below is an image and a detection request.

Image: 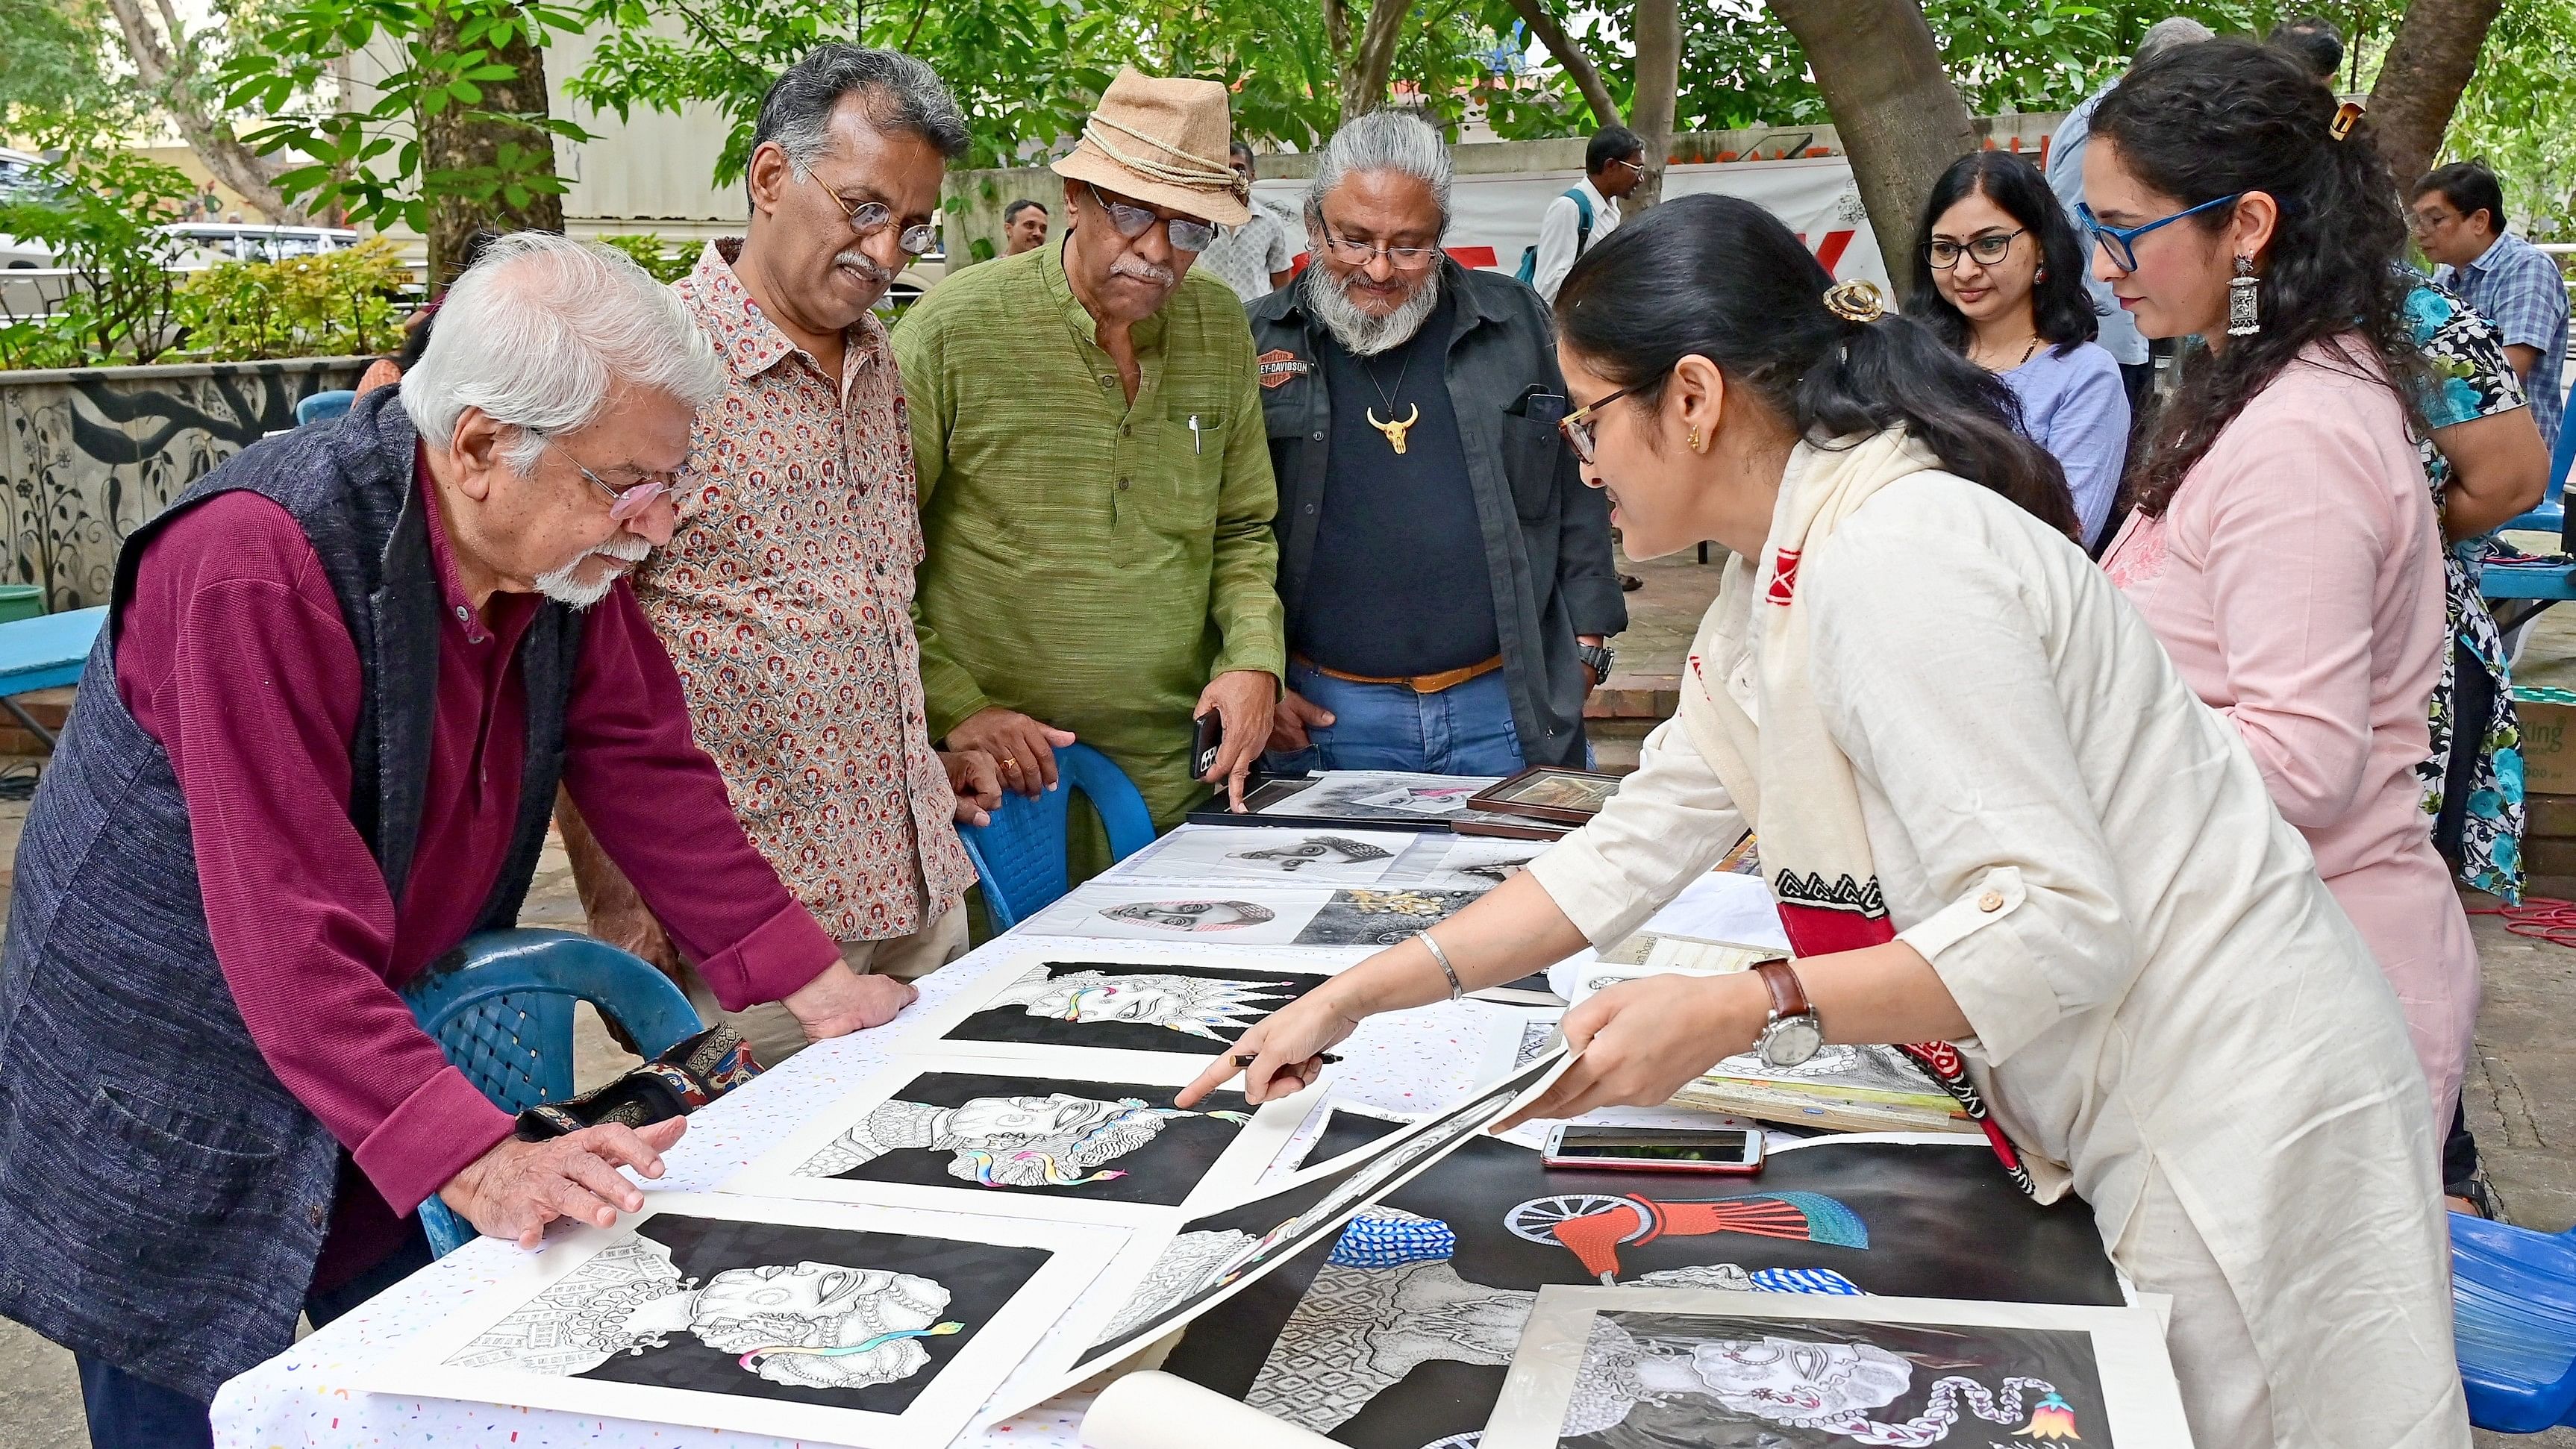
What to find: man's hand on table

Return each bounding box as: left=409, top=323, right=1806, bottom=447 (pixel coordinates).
left=945, top=708, right=1078, bottom=798
left=784, top=960, right=916, bottom=1041
left=941, top=748, right=1003, bottom=827
left=439, top=1117, right=687, bottom=1248
left=1195, top=669, right=1278, bottom=812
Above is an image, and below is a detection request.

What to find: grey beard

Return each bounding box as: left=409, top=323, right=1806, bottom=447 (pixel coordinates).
left=534, top=530, right=652, bottom=609
left=1305, top=264, right=1440, bottom=357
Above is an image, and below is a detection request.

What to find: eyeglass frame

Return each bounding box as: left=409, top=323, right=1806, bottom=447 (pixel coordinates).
left=1558, top=382, right=1647, bottom=468
left=1084, top=184, right=1219, bottom=254
left=2075, top=194, right=2242, bottom=273
left=812, top=177, right=939, bottom=257
left=1925, top=228, right=2028, bottom=269
left=538, top=433, right=680, bottom=523
left=1313, top=213, right=1443, bottom=273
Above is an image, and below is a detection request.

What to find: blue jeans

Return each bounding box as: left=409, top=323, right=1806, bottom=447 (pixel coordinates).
left=1266, top=660, right=1527, bottom=777
left=78, top=1225, right=431, bottom=1449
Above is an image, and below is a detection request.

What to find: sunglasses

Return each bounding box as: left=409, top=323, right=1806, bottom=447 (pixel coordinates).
left=814, top=180, right=938, bottom=257
left=1088, top=184, right=1219, bottom=253
left=542, top=434, right=681, bottom=523
left=2075, top=195, right=2242, bottom=273
left=1926, top=228, right=2025, bottom=269
left=1558, top=383, right=1645, bottom=466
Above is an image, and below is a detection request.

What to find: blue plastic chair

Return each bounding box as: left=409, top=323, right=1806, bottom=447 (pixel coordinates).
left=296, top=389, right=356, bottom=427
left=2451, top=1213, right=2576, bottom=1430
left=401, top=927, right=704, bottom=1258
left=957, top=742, right=1156, bottom=933
left=2501, top=401, right=2576, bottom=536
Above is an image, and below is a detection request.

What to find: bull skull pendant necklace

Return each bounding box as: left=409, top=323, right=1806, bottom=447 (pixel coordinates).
left=1363, top=348, right=1418, bottom=454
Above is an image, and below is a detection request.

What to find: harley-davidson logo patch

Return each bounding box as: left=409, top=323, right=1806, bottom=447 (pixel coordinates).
left=1257, top=348, right=1310, bottom=388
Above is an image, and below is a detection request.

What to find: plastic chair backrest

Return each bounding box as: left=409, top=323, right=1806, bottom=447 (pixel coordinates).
left=957, top=742, right=1156, bottom=933
left=296, top=389, right=356, bottom=428
left=401, top=928, right=703, bottom=1256
left=2553, top=411, right=2576, bottom=501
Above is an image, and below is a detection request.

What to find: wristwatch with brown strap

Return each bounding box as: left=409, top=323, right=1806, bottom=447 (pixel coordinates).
left=1750, top=958, right=1824, bottom=1069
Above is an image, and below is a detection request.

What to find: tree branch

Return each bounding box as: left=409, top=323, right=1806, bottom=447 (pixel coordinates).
left=1340, top=0, right=1409, bottom=119
left=2365, top=0, right=2507, bottom=187
left=1765, top=0, right=1976, bottom=287
left=1502, top=0, right=1621, bottom=130
left=100, top=0, right=309, bottom=222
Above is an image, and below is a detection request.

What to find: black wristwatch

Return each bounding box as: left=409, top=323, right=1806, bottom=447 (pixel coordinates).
left=1577, top=642, right=1616, bottom=686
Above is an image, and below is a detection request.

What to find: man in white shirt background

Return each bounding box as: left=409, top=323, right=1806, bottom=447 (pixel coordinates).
left=1530, top=125, right=1642, bottom=303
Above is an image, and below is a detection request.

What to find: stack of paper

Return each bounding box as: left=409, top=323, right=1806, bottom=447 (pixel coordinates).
left=1669, top=1042, right=1979, bottom=1135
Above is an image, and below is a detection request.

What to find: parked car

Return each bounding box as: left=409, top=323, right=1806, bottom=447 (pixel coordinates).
left=158, top=222, right=362, bottom=267
left=0, top=147, right=56, bottom=271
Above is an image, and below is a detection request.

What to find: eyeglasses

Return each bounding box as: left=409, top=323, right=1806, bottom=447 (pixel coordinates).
left=1316, top=217, right=1442, bottom=272
left=1087, top=184, right=1219, bottom=253
left=1925, top=228, right=2026, bottom=269
left=541, top=434, right=681, bottom=523
left=1558, top=383, right=1645, bottom=466
left=2410, top=206, right=2458, bottom=234
left=1610, top=157, right=1646, bottom=178
left=815, top=181, right=938, bottom=257
left=2076, top=195, right=2241, bottom=273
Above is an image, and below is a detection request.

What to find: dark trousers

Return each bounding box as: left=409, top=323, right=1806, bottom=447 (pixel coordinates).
left=77, top=1226, right=431, bottom=1449
left=2430, top=634, right=2499, bottom=1194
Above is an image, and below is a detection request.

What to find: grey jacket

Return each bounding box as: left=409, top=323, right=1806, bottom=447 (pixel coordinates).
left=1248, top=262, right=1626, bottom=765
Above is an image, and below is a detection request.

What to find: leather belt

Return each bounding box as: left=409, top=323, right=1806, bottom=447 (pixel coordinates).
left=1296, top=653, right=1504, bottom=694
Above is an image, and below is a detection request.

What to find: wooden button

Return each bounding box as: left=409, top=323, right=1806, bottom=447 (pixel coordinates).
left=1977, top=890, right=2005, bottom=913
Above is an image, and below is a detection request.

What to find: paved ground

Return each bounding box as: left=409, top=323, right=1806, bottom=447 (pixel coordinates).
left=1, top=549, right=2572, bottom=1445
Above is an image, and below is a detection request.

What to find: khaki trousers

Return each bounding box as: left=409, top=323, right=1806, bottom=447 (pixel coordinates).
left=677, top=907, right=969, bottom=1069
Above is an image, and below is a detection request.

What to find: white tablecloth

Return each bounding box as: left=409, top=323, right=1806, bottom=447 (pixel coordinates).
left=210, top=829, right=1600, bottom=1448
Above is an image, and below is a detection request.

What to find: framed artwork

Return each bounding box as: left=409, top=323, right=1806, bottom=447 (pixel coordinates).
left=1154, top=1133, right=2128, bottom=1449
left=1486, top=1287, right=2192, bottom=1448
left=1101, top=826, right=1422, bottom=886
left=375, top=1193, right=1107, bottom=1449
left=727, top=1053, right=1316, bottom=1227
left=1466, top=766, right=1625, bottom=825
left=1258, top=771, right=1502, bottom=822
left=1188, top=777, right=1463, bottom=833
left=907, top=952, right=1342, bottom=1074
left=990, top=1046, right=1575, bottom=1420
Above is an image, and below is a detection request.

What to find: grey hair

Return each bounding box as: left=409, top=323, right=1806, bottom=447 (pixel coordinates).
left=2135, top=16, right=2215, bottom=63
left=751, top=44, right=969, bottom=204
left=1306, top=109, right=1453, bottom=232
left=400, top=231, right=725, bottom=473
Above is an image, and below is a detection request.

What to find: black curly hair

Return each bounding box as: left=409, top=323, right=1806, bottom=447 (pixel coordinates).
left=1905, top=151, right=2099, bottom=357
left=1555, top=193, right=2077, bottom=538
left=2089, top=37, right=2425, bottom=519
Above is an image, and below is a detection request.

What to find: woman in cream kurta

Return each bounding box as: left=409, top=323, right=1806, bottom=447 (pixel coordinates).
left=1187, top=194, right=2466, bottom=1449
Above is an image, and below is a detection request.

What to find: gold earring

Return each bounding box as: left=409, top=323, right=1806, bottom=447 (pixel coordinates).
left=1687, top=425, right=1703, bottom=452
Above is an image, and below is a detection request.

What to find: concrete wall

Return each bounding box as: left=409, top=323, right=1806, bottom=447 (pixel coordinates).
left=0, top=357, right=365, bottom=611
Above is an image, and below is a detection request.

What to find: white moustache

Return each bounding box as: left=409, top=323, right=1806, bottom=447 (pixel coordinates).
left=1110, top=257, right=1177, bottom=287
left=834, top=250, right=895, bottom=284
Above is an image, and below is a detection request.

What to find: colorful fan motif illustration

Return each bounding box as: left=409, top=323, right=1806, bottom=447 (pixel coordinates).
left=1505, top=1189, right=1869, bottom=1283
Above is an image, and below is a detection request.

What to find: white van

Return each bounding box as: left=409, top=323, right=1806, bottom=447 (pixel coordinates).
left=159, top=222, right=363, bottom=267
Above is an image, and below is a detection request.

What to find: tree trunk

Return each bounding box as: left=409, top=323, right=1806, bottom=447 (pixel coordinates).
left=101, top=0, right=310, bottom=223
left=1339, top=0, right=1410, bottom=120
left=2366, top=0, right=2507, bottom=188
left=1501, top=0, right=1623, bottom=131
left=1627, top=0, right=1680, bottom=207
left=418, top=7, right=566, bottom=290
left=1767, top=0, right=1978, bottom=289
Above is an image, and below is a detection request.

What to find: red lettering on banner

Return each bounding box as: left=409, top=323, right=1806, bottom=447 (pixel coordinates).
left=1815, top=230, right=1853, bottom=273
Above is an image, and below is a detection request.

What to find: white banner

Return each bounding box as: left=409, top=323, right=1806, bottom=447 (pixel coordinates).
left=1252, top=153, right=1888, bottom=292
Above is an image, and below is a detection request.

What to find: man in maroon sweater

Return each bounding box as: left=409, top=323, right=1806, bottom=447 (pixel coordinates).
left=26, top=232, right=915, bottom=1445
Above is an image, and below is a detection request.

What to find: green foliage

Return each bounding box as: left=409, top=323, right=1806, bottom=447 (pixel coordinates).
left=2442, top=0, right=2576, bottom=241
left=0, top=0, right=130, bottom=134
left=169, top=235, right=412, bottom=361
left=219, top=0, right=591, bottom=234
left=0, top=148, right=196, bottom=370
left=595, top=232, right=697, bottom=281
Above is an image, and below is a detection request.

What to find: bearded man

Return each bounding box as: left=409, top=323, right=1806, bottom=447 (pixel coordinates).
left=1249, top=110, right=1623, bottom=775
left=897, top=68, right=1282, bottom=875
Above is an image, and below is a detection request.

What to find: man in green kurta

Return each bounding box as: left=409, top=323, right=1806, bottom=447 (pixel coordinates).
left=897, top=67, right=1283, bottom=869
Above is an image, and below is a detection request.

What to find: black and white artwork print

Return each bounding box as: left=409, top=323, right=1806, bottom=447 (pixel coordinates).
left=939, top=960, right=1335, bottom=1056
left=1109, top=827, right=1414, bottom=886
left=1557, top=1310, right=2110, bottom=1448
left=1261, top=772, right=1498, bottom=821
left=791, top=1068, right=1257, bottom=1208
left=1294, top=889, right=1485, bottom=947
left=442, top=1212, right=1051, bottom=1415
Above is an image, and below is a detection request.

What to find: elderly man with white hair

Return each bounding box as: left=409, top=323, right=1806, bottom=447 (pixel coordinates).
left=1251, top=109, right=1624, bottom=775
left=0, top=232, right=907, bottom=1448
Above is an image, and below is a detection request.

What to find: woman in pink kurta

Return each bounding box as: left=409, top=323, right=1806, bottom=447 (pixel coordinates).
left=2086, top=40, right=2477, bottom=1134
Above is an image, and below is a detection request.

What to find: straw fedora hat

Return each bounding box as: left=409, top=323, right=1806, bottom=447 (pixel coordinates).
left=1052, top=67, right=1251, bottom=228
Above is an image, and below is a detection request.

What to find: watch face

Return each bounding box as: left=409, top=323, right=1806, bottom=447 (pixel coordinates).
left=1760, top=1016, right=1824, bottom=1068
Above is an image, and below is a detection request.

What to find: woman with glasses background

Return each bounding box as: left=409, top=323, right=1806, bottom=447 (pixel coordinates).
left=1907, top=152, right=2131, bottom=548
left=2085, top=38, right=2480, bottom=1162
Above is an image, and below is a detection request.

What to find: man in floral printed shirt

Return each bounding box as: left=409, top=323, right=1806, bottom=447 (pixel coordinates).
left=558, top=46, right=1001, bottom=1065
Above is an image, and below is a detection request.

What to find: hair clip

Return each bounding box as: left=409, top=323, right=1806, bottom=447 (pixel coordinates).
left=2330, top=100, right=2364, bottom=140
left=1824, top=280, right=1885, bottom=324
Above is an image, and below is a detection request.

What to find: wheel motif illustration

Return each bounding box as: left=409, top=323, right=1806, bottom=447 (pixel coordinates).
left=1505, top=1194, right=1647, bottom=1245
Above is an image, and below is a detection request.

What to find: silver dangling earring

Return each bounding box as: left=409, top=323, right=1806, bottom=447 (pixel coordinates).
left=2228, top=255, right=2260, bottom=337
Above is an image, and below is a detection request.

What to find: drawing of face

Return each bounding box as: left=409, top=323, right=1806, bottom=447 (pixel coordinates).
left=1060, top=980, right=1187, bottom=1025
left=1230, top=836, right=1392, bottom=871
left=681, top=1262, right=960, bottom=1389
left=946, top=1092, right=1127, bottom=1142
left=990, top=966, right=1295, bottom=1042
left=1669, top=1336, right=1914, bottom=1420
left=1101, top=899, right=1278, bottom=933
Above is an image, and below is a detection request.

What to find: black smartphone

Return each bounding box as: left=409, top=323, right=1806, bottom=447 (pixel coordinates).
left=1191, top=710, right=1223, bottom=780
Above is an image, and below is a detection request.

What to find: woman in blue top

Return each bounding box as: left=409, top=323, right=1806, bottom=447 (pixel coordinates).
left=1908, top=151, right=2132, bottom=548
